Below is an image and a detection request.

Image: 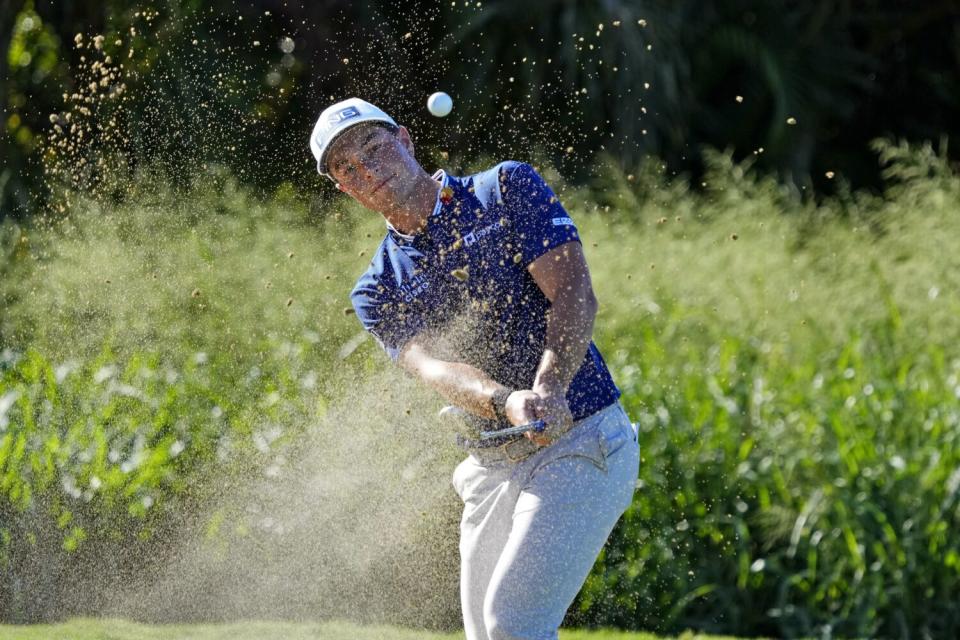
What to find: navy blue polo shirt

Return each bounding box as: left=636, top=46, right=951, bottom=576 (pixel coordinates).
left=350, top=161, right=620, bottom=430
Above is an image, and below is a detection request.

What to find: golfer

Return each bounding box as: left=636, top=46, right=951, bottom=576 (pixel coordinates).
left=310, top=98, right=639, bottom=640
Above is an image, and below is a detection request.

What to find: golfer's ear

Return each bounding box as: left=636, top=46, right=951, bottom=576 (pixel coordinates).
left=332, top=174, right=356, bottom=198
left=397, top=126, right=415, bottom=156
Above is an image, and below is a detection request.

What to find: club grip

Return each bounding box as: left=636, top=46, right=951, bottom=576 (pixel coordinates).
left=478, top=419, right=546, bottom=441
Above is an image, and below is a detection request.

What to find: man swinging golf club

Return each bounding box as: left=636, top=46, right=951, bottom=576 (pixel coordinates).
left=310, top=97, right=639, bottom=640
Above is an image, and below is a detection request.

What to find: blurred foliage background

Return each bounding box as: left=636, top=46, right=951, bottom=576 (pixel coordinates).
left=1, top=0, right=959, bottom=217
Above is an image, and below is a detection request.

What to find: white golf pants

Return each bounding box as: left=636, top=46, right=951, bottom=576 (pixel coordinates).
left=452, top=401, right=639, bottom=640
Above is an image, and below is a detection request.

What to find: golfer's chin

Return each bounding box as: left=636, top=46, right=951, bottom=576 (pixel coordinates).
left=371, top=185, right=413, bottom=213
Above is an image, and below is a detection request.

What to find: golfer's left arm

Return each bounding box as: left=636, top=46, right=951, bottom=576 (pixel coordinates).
left=527, top=240, right=598, bottom=435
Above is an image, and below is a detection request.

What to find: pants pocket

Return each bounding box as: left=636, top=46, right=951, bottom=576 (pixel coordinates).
left=532, top=405, right=631, bottom=477
left=535, top=427, right=608, bottom=475
left=597, top=404, right=635, bottom=460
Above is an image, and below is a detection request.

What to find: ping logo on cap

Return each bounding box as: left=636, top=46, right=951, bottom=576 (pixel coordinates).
left=328, top=106, right=361, bottom=124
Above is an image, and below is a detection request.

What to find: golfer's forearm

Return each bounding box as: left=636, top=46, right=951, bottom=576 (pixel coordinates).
left=534, top=290, right=597, bottom=393
left=413, top=358, right=508, bottom=419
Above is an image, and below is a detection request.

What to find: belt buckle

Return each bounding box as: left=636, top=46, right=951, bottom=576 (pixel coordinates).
left=500, top=436, right=532, bottom=463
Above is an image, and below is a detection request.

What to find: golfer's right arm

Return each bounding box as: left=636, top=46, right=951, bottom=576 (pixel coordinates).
left=398, top=339, right=542, bottom=424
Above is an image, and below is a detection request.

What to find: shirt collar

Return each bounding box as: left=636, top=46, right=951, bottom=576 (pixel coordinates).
left=385, top=170, right=450, bottom=240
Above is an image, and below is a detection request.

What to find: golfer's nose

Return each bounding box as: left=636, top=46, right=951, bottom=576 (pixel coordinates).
left=359, top=155, right=382, bottom=179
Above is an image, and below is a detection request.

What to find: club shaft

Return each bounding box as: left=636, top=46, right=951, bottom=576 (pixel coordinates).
left=478, top=420, right=545, bottom=441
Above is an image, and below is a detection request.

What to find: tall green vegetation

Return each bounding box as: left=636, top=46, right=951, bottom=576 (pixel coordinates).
left=573, top=140, right=960, bottom=637
left=1, top=140, right=959, bottom=637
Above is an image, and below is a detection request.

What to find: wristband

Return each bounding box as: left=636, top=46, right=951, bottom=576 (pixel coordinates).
left=490, top=388, right=513, bottom=423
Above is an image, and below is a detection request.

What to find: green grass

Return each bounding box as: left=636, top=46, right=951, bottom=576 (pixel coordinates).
left=1, top=140, right=959, bottom=637
left=0, top=618, right=737, bottom=640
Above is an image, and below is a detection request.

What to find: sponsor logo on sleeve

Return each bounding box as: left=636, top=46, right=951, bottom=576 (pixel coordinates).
left=552, top=217, right=575, bottom=226
left=399, top=273, right=430, bottom=302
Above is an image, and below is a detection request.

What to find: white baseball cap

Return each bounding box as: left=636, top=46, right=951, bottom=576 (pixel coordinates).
left=309, top=97, right=398, bottom=178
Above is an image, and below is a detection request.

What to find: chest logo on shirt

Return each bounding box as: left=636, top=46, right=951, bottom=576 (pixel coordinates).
left=463, top=219, right=506, bottom=247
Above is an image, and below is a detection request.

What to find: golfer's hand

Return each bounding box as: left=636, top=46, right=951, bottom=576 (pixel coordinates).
left=528, top=384, right=573, bottom=446
left=504, top=390, right=545, bottom=430
left=505, top=388, right=572, bottom=447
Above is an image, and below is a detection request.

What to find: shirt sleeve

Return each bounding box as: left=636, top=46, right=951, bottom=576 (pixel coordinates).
left=350, top=279, right=424, bottom=363
left=500, top=162, right=581, bottom=266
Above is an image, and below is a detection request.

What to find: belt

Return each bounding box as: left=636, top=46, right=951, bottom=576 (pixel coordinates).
left=457, top=415, right=582, bottom=465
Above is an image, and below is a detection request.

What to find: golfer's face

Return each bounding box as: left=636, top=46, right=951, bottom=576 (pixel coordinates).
left=328, top=125, right=415, bottom=210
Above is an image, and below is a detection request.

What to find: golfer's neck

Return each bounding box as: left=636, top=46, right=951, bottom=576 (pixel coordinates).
left=382, top=173, right=440, bottom=236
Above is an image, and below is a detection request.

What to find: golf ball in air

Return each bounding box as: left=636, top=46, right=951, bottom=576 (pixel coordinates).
left=427, top=92, right=453, bottom=117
